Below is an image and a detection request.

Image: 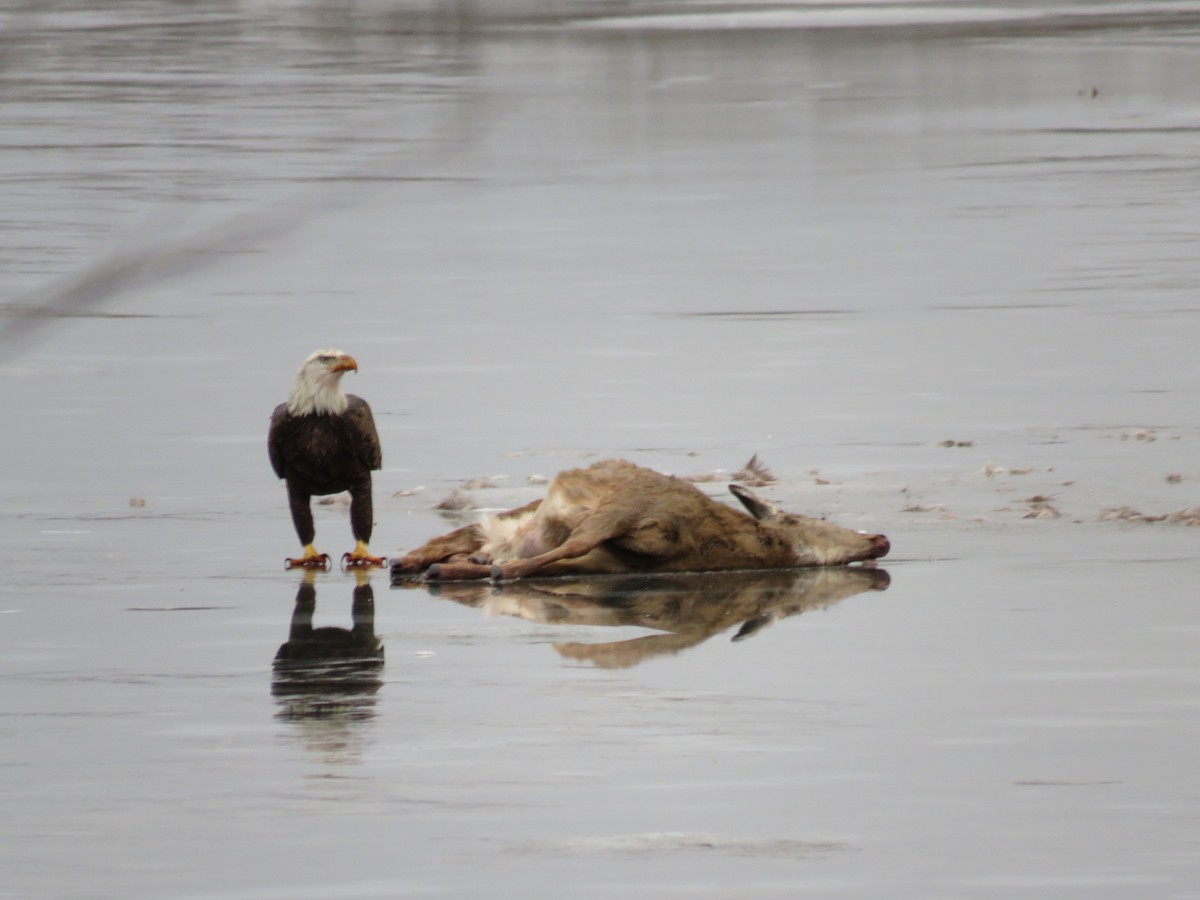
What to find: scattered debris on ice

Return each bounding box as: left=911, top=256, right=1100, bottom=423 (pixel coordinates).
left=1098, top=506, right=1200, bottom=525
left=731, top=454, right=776, bottom=487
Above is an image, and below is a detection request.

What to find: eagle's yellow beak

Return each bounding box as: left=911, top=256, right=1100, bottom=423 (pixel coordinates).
left=332, top=355, right=358, bottom=373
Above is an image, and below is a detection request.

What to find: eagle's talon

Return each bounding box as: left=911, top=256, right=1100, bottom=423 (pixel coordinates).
left=285, top=553, right=331, bottom=571
left=341, top=551, right=386, bottom=571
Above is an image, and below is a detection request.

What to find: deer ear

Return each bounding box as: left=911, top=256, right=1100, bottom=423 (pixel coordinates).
left=729, top=484, right=776, bottom=520
left=732, top=613, right=771, bottom=642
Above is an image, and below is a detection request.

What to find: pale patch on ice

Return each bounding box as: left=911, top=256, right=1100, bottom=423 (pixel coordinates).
left=574, top=2, right=1200, bottom=32
left=518, top=831, right=849, bottom=858
left=576, top=6, right=1031, bottom=32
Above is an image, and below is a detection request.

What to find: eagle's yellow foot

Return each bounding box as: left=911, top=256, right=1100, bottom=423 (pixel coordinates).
left=285, top=545, right=331, bottom=571
left=341, top=540, right=387, bottom=570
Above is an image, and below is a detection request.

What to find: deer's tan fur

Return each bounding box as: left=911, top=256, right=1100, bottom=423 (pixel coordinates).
left=393, top=459, right=888, bottom=581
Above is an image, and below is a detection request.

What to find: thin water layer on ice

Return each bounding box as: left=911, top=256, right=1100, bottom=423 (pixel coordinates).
left=0, top=3, right=1198, bottom=898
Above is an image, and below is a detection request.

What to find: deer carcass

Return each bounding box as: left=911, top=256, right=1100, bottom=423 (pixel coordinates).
left=392, top=459, right=888, bottom=581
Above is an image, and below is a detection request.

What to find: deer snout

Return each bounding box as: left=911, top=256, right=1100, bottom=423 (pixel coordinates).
left=866, top=533, right=890, bottom=559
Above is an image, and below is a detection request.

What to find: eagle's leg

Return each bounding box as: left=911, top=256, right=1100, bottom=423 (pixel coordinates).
left=284, top=483, right=331, bottom=570
left=343, top=479, right=386, bottom=569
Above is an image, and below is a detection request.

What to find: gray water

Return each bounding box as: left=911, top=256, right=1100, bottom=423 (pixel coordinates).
left=2, top=3, right=1199, bottom=898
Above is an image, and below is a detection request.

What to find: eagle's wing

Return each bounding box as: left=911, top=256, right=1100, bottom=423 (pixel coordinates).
left=345, top=395, right=382, bottom=471
left=267, top=403, right=290, bottom=479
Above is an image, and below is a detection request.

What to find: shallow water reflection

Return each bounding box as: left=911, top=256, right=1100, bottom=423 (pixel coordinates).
left=400, top=567, right=889, bottom=668
left=4, top=4, right=1199, bottom=896
left=272, top=572, right=385, bottom=761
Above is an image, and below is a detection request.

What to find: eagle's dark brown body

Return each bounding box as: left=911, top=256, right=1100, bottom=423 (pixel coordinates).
left=268, top=395, right=381, bottom=549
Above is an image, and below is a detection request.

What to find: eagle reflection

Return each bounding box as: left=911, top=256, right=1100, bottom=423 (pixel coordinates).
left=272, top=571, right=384, bottom=755
left=397, top=567, right=889, bottom=669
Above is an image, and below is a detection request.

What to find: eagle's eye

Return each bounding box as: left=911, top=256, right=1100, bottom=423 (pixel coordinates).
left=317, top=354, right=336, bottom=365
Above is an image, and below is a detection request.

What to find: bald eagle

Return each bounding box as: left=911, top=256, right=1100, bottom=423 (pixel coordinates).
left=268, top=349, right=385, bottom=569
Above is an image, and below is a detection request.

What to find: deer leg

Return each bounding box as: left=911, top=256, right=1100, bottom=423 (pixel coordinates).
left=391, top=524, right=486, bottom=575
left=392, top=499, right=545, bottom=576
left=422, top=560, right=497, bottom=580
left=493, top=509, right=630, bottom=580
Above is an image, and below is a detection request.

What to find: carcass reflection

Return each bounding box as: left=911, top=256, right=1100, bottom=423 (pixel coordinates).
left=401, top=567, right=888, bottom=668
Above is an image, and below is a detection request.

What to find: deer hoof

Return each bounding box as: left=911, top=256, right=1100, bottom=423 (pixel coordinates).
left=426, top=563, right=442, bottom=579
left=490, top=564, right=503, bottom=581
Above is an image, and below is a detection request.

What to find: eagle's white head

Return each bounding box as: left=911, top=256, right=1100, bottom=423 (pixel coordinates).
left=287, top=349, right=358, bottom=416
